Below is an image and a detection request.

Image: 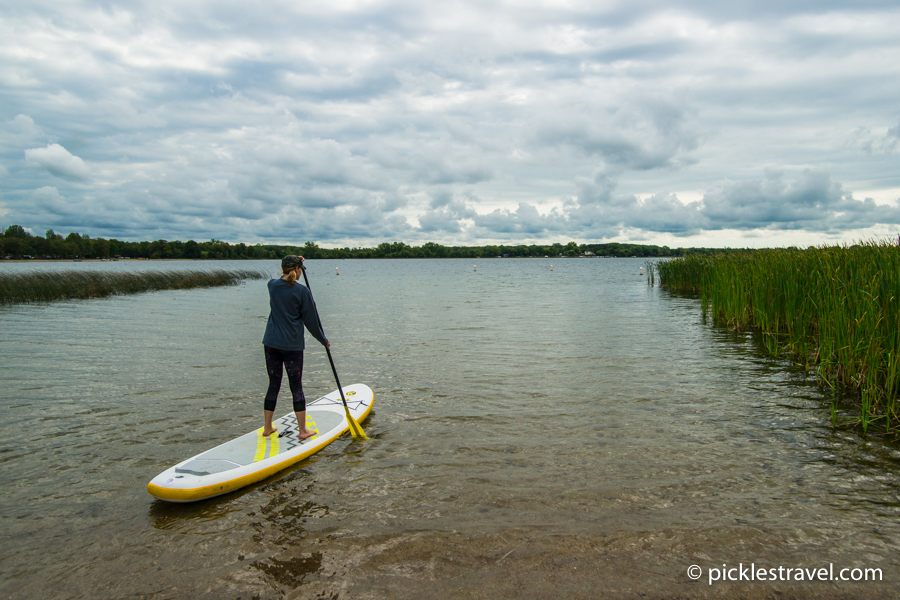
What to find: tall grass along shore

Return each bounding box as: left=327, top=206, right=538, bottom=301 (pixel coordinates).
left=653, top=240, right=900, bottom=435
left=0, top=269, right=269, bottom=306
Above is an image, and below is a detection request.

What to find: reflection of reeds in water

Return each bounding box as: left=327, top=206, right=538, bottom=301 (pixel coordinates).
left=652, top=241, right=900, bottom=434
left=0, top=269, right=269, bottom=305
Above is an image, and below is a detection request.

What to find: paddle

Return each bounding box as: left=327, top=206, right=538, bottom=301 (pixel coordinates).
left=300, top=264, right=368, bottom=440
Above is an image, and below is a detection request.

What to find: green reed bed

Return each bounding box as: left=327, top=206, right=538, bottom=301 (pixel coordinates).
left=0, top=269, right=270, bottom=305
left=654, top=241, right=900, bottom=434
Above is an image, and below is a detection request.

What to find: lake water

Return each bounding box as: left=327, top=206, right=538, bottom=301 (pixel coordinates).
left=1, top=258, right=898, bottom=599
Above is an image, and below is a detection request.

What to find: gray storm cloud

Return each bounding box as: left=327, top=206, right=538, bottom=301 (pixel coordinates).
left=466, top=169, right=900, bottom=239
left=700, top=170, right=900, bottom=232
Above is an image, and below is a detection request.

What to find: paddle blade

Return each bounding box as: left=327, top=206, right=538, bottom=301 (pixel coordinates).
left=344, top=406, right=369, bottom=440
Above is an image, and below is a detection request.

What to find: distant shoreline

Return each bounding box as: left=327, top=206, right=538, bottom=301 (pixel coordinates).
left=1, top=255, right=643, bottom=263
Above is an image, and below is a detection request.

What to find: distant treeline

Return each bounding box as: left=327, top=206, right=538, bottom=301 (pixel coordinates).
left=1, top=224, right=731, bottom=260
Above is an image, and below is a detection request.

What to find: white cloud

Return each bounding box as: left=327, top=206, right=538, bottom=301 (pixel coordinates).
left=24, top=144, right=91, bottom=182
left=30, top=185, right=67, bottom=209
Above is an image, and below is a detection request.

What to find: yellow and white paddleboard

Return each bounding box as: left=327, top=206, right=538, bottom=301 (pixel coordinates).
left=147, top=384, right=373, bottom=502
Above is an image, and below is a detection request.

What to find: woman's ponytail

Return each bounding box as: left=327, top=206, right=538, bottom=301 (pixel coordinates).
left=283, top=267, right=299, bottom=286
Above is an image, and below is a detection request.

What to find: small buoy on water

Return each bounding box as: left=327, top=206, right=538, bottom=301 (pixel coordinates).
left=336, top=267, right=340, bottom=276
left=550, top=265, right=554, bottom=271
left=474, top=265, right=476, bottom=272
left=640, top=267, right=644, bottom=276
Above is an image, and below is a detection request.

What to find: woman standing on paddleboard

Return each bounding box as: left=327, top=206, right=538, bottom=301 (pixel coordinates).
left=262, top=255, right=329, bottom=441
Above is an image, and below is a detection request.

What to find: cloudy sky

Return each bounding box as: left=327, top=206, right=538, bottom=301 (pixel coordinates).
left=2, top=0, right=899, bottom=248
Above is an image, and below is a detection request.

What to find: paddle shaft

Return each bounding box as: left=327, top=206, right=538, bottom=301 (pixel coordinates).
left=300, top=266, right=352, bottom=413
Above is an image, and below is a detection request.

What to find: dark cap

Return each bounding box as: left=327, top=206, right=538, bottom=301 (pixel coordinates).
left=281, top=255, right=304, bottom=269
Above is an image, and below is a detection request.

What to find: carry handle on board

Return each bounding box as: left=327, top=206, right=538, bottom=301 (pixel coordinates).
left=300, top=264, right=368, bottom=440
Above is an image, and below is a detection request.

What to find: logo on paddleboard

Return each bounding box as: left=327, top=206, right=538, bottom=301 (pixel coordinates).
left=346, top=391, right=356, bottom=396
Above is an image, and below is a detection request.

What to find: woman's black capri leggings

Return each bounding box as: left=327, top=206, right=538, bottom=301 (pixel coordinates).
left=263, top=346, right=306, bottom=412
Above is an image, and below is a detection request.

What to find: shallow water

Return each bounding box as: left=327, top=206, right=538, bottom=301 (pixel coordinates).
left=1, top=258, right=898, bottom=599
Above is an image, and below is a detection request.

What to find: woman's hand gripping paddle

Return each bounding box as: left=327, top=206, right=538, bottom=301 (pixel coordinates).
left=300, top=264, right=368, bottom=440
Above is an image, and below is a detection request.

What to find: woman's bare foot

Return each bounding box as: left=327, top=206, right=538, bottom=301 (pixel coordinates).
left=263, top=427, right=278, bottom=437
left=297, top=428, right=317, bottom=440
